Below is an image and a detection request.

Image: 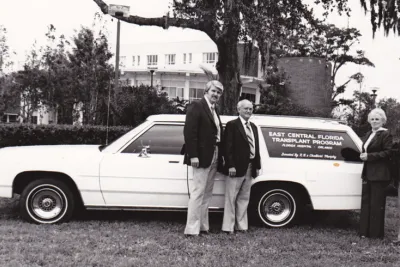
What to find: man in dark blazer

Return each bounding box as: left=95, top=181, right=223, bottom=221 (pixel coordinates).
left=222, top=99, right=261, bottom=234
left=183, top=80, right=224, bottom=236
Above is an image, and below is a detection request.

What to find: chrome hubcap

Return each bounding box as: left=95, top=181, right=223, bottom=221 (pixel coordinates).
left=31, top=188, right=64, bottom=220
left=263, top=193, right=292, bottom=223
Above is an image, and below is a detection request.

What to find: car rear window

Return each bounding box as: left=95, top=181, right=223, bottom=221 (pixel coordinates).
left=261, top=127, right=360, bottom=161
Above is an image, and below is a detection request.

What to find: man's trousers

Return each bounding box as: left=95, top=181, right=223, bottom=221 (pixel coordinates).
left=184, top=147, right=218, bottom=235
left=222, top=163, right=252, bottom=232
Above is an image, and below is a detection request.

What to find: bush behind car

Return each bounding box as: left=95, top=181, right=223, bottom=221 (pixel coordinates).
left=0, top=123, right=131, bottom=148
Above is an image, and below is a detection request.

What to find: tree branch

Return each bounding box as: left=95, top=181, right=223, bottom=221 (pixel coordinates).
left=92, top=0, right=214, bottom=38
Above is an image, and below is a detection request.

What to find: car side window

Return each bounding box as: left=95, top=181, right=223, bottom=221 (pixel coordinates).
left=122, top=124, right=184, bottom=155
left=261, top=127, right=361, bottom=162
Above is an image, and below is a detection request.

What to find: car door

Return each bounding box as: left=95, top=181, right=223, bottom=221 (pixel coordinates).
left=99, top=123, right=190, bottom=208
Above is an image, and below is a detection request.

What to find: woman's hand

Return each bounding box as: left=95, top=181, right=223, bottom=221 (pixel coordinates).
left=360, top=153, right=368, bottom=161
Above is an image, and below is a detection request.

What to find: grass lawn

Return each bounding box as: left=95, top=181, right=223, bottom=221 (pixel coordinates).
left=1, top=196, right=400, bottom=267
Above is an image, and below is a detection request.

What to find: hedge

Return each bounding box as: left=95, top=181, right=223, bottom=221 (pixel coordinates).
left=0, top=123, right=132, bottom=148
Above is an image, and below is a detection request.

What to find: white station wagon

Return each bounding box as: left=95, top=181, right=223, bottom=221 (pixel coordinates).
left=0, top=114, right=364, bottom=227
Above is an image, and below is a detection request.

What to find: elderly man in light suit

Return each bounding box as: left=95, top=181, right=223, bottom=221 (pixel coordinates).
left=183, top=80, right=224, bottom=237
left=222, top=99, right=261, bottom=234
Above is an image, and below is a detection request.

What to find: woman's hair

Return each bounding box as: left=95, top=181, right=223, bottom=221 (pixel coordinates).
left=368, top=108, right=387, bottom=124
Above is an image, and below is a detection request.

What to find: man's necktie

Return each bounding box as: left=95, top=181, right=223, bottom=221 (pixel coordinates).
left=245, top=122, right=255, bottom=159
left=211, top=105, right=220, bottom=142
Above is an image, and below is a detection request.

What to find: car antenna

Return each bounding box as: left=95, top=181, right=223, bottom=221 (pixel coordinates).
left=105, top=78, right=112, bottom=145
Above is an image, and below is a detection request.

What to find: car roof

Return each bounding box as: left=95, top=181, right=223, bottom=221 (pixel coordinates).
left=146, top=114, right=349, bottom=131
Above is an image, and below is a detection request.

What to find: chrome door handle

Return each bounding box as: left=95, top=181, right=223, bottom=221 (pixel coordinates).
left=169, top=160, right=179, bottom=163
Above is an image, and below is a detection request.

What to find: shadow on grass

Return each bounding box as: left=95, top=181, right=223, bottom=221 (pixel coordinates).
left=296, top=209, right=359, bottom=230
left=71, top=206, right=361, bottom=232
left=0, top=196, right=359, bottom=231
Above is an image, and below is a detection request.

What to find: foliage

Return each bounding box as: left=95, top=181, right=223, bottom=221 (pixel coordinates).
left=10, top=15, right=114, bottom=125
left=40, top=25, right=73, bottom=124
left=170, top=96, right=190, bottom=114
left=113, top=85, right=178, bottom=127
left=378, top=97, right=400, bottom=141
left=0, top=73, right=20, bottom=116
left=67, top=16, right=114, bottom=125
left=336, top=90, right=375, bottom=137
left=14, top=46, right=48, bottom=123
left=94, top=0, right=322, bottom=115
left=313, top=0, right=400, bottom=36
left=0, top=25, right=14, bottom=72
left=94, top=0, right=394, bottom=116
left=260, top=22, right=374, bottom=107
left=0, top=123, right=130, bottom=148
left=0, top=25, right=19, bottom=115
left=334, top=76, right=400, bottom=139
left=242, top=0, right=317, bottom=71
left=358, top=0, right=400, bottom=36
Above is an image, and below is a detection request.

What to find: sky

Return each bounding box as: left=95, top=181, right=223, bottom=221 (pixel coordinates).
left=1, top=0, right=400, bottom=102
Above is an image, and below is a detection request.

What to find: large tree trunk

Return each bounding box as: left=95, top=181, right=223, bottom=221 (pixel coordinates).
left=216, top=38, right=242, bottom=115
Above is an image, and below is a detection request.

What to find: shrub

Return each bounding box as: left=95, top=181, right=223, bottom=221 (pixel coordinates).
left=0, top=123, right=131, bottom=148
left=114, top=85, right=178, bottom=126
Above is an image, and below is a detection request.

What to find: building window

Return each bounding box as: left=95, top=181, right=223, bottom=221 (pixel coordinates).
left=189, top=88, right=205, bottom=101
left=165, top=54, right=176, bottom=65
left=9, top=114, right=18, bottom=123
left=241, top=93, right=256, bottom=103
left=119, top=56, right=126, bottom=68
left=132, top=56, right=135, bottom=66
left=2, top=114, right=18, bottom=123
left=138, top=56, right=140, bottom=66
left=31, top=115, right=38, bottom=124
left=183, top=53, right=191, bottom=64
left=203, top=52, right=217, bottom=64
left=147, top=55, right=158, bottom=66
left=163, top=87, right=184, bottom=98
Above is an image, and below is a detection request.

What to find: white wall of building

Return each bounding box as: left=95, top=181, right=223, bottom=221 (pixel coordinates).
left=120, top=40, right=219, bottom=72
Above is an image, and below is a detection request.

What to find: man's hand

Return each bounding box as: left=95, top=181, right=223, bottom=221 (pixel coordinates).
left=256, top=169, right=260, bottom=176
left=229, top=167, right=236, bottom=177
left=360, top=153, right=368, bottom=161
left=191, top=157, right=199, bottom=168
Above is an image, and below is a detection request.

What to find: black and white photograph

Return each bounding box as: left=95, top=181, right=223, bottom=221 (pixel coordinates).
left=0, top=0, right=400, bottom=266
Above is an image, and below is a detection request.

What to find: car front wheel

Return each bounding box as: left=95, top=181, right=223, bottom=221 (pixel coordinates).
left=257, top=188, right=297, bottom=227
left=20, top=179, right=75, bottom=224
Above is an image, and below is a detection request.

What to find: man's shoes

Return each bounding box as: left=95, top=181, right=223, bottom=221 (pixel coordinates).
left=223, top=231, right=235, bottom=235
left=200, top=230, right=210, bottom=235
left=236, top=230, right=247, bottom=234
left=184, top=234, right=198, bottom=238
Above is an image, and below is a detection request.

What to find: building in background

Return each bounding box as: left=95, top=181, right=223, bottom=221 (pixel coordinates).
left=119, top=40, right=265, bottom=104
left=1, top=41, right=334, bottom=125
left=119, top=40, right=333, bottom=114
